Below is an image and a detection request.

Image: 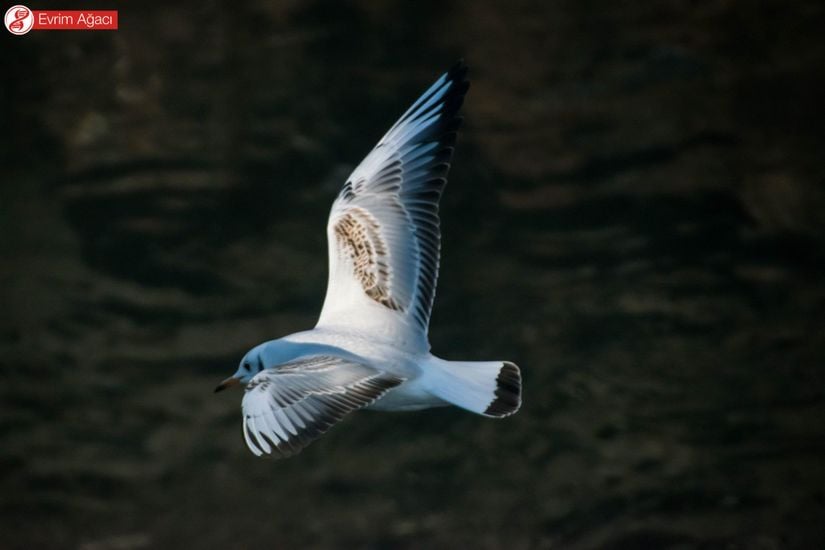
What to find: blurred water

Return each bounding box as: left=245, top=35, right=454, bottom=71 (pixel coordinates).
left=2, top=1, right=825, bottom=548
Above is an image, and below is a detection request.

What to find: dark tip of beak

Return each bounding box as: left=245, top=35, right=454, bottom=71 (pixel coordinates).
left=214, top=377, right=240, bottom=393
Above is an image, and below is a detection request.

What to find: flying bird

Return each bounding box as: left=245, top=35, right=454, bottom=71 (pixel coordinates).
left=215, top=61, right=522, bottom=458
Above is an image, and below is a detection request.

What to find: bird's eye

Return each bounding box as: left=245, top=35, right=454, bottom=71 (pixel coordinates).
left=243, top=362, right=251, bottom=371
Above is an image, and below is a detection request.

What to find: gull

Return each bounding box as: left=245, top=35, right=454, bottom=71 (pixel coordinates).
left=215, top=61, right=522, bottom=458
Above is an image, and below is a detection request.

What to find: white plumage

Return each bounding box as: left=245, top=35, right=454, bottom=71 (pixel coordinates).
left=216, top=62, right=522, bottom=458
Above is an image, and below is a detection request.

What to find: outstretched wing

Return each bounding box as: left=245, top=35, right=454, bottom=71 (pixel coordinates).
left=317, top=62, right=469, bottom=348
left=241, top=355, right=403, bottom=458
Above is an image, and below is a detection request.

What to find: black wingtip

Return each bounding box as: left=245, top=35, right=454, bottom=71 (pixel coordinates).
left=440, top=60, right=470, bottom=122
left=447, top=59, right=469, bottom=87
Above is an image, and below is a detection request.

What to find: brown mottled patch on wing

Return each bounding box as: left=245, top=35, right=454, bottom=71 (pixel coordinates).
left=334, top=207, right=403, bottom=311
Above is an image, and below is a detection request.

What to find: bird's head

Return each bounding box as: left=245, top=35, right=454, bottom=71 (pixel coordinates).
left=214, top=339, right=309, bottom=393
left=214, top=345, right=267, bottom=392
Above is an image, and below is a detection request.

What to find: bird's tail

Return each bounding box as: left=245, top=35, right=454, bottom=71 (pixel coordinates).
left=424, top=358, right=522, bottom=417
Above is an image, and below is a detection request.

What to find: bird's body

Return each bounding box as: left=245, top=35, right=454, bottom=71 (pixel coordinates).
left=263, top=328, right=445, bottom=411
left=216, top=62, right=522, bottom=458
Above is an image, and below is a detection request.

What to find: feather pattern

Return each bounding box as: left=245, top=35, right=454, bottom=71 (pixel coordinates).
left=317, top=62, right=469, bottom=346
left=241, top=355, right=403, bottom=458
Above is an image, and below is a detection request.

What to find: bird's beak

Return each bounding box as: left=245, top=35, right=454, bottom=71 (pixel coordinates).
left=214, top=376, right=241, bottom=393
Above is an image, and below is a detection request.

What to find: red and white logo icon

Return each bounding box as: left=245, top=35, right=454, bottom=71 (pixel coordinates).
left=4, top=4, right=34, bottom=35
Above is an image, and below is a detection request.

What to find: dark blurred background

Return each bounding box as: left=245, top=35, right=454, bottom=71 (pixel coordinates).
left=2, top=1, right=824, bottom=548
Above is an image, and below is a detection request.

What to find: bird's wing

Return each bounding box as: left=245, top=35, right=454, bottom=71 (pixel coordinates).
left=241, top=355, right=403, bottom=458
left=316, top=62, right=469, bottom=348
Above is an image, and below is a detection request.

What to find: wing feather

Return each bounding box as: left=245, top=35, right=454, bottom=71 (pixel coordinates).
left=240, top=355, right=403, bottom=458
left=317, top=62, right=469, bottom=347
